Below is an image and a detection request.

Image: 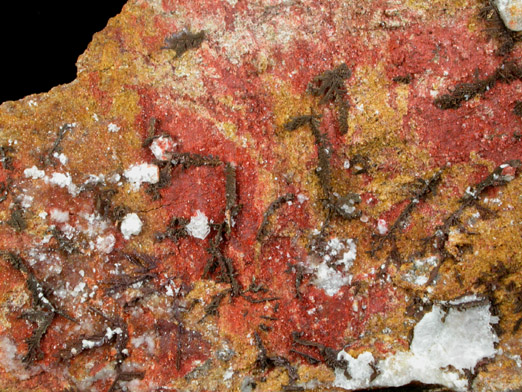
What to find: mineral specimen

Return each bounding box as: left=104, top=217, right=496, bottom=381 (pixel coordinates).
left=494, top=0, right=522, bottom=31
left=0, top=0, right=521, bottom=391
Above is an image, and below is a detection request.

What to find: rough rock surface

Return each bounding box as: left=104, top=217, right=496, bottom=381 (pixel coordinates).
left=494, top=0, right=522, bottom=31
left=0, top=0, right=521, bottom=391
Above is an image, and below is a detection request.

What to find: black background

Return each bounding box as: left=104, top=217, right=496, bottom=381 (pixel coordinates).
left=1, top=1, right=127, bottom=103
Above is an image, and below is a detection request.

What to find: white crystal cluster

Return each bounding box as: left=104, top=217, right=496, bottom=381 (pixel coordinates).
left=494, top=0, right=522, bottom=31
left=334, top=299, right=499, bottom=391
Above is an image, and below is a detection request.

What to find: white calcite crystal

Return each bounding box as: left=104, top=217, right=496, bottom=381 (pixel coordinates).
left=377, top=218, right=388, bottom=235
left=48, top=172, right=79, bottom=196
left=313, top=262, right=352, bottom=296
left=494, top=0, right=522, bottom=31
left=50, top=208, right=70, bottom=223
left=0, top=336, right=32, bottom=380
left=124, top=163, right=159, bottom=190
left=23, top=167, right=79, bottom=196
left=334, top=300, right=499, bottom=391
left=120, top=213, right=143, bottom=240
left=96, top=233, right=116, bottom=254
left=185, top=210, right=210, bottom=240
left=23, top=166, right=45, bottom=179
left=107, top=123, right=120, bottom=132
left=150, top=136, right=175, bottom=161
left=311, top=238, right=357, bottom=296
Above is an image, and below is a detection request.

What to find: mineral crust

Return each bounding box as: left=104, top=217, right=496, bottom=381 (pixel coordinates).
left=0, top=0, right=521, bottom=391
left=494, top=0, right=522, bottom=31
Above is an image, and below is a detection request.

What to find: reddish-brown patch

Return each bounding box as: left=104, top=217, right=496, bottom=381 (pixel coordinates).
left=87, top=72, right=114, bottom=113
left=387, top=21, right=522, bottom=166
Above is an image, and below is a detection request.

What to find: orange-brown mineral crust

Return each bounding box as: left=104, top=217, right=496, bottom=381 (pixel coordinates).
left=1, top=0, right=522, bottom=391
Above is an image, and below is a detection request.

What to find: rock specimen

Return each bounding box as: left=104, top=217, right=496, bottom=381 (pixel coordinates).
left=0, top=0, right=521, bottom=391
left=494, top=0, right=522, bottom=31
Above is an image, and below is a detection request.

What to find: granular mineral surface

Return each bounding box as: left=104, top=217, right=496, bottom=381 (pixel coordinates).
left=0, top=0, right=521, bottom=391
